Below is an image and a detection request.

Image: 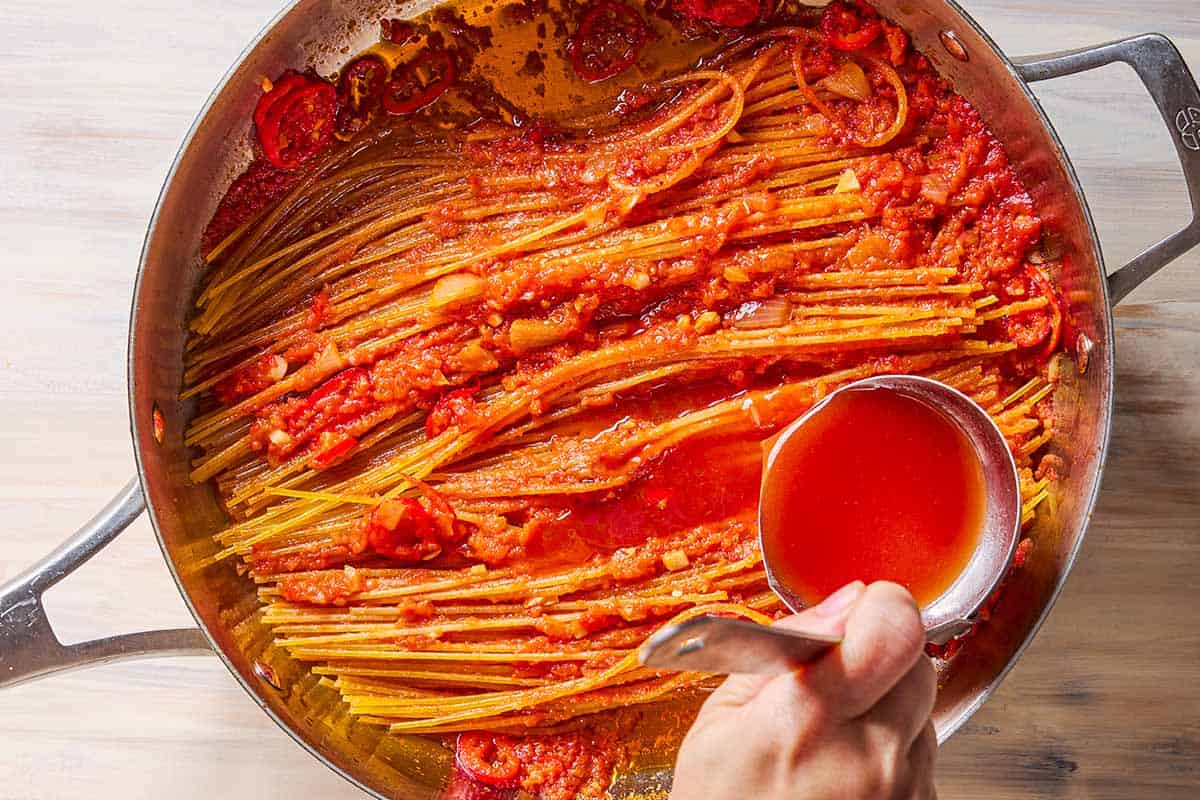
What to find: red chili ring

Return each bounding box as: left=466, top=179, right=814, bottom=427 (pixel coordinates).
left=382, top=50, right=458, bottom=115
left=568, top=0, right=650, bottom=84
left=253, top=73, right=309, bottom=133
left=259, top=81, right=337, bottom=169
left=339, top=55, right=390, bottom=109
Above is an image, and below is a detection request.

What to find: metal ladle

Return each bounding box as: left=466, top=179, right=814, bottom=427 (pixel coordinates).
left=639, top=375, right=1023, bottom=676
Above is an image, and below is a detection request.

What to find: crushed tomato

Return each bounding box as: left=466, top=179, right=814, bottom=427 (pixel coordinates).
left=425, top=383, right=482, bottom=438
left=454, top=731, right=618, bottom=800
left=355, top=498, right=445, bottom=561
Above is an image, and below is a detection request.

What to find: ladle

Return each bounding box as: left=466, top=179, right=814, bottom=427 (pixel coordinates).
left=639, top=375, right=1022, bottom=676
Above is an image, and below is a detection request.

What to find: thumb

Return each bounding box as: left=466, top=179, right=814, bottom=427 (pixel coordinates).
left=699, top=581, right=866, bottom=712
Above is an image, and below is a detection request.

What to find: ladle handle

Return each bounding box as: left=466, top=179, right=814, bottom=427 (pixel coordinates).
left=639, top=615, right=841, bottom=676
left=0, top=479, right=211, bottom=690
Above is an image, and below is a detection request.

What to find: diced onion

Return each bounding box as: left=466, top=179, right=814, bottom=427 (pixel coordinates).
left=624, top=272, right=652, bottom=290
left=455, top=340, right=499, bottom=372
left=375, top=499, right=406, bottom=531
left=833, top=168, right=861, bottom=195
left=694, top=310, right=722, bottom=335
left=268, top=429, right=293, bottom=447
left=315, top=341, right=343, bottom=372
left=723, top=265, right=751, bottom=283
left=509, top=318, right=568, bottom=354
left=430, top=273, right=484, bottom=308
left=726, top=297, right=793, bottom=330
left=266, top=355, right=288, bottom=382
left=818, top=61, right=871, bottom=102
left=662, top=550, right=690, bottom=571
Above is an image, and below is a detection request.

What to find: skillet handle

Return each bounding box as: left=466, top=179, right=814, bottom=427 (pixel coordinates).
left=0, top=479, right=211, bottom=689
left=1014, top=34, right=1200, bottom=304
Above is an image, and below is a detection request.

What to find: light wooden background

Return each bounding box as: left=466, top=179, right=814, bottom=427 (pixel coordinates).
left=1, top=1, right=1197, bottom=797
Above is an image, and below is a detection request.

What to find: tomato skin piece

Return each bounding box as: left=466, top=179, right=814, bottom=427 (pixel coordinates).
left=382, top=49, right=458, bottom=115
left=296, top=367, right=371, bottom=417
left=310, top=432, right=359, bottom=468
left=258, top=80, right=337, bottom=169
left=673, top=0, right=760, bottom=28
left=455, top=733, right=521, bottom=789
left=567, top=0, right=650, bottom=84
left=820, top=1, right=881, bottom=51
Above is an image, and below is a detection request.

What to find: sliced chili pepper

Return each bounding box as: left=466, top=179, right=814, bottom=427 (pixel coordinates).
left=455, top=732, right=521, bottom=788
left=336, top=55, right=390, bottom=138
left=673, top=0, right=760, bottom=28
left=259, top=80, right=337, bottom=170
left=339, top=55, right=389, bottom=109
left=567, top=0, right=650, bottom=84
left=820, top=1, right=881, bottom=51
left=253, top=72, right=308, bottom=132
left=382, top=49, right=458, bottom=115
left=1026, top=263, right=1066, bottom=362
left=306, top=367, right=370, bottom=411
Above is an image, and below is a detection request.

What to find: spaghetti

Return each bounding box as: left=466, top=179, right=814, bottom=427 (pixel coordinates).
left=185, top=1, right=1066, bottom=796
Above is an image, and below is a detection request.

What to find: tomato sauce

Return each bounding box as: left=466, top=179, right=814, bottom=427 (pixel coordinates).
left=760, top=387, right=985, bottom=607
left=565, top=433, right=762, bottom=551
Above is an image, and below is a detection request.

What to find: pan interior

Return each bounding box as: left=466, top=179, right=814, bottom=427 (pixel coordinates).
left=128, top=1, right=1112, bottom=797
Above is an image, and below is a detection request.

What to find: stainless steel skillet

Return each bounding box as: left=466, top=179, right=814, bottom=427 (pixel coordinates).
left=2, top=1, right=1199, bottom=797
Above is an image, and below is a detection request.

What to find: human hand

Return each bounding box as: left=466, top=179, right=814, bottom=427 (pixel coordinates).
left=669, top=581, right=937, bottom=800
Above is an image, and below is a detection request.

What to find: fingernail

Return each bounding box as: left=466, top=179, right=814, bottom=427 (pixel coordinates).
left=813, top=581, right=865, bottom=617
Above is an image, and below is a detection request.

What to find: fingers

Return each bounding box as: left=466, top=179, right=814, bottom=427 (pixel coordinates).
left=700, top=581, right=925, bottom=728
left=701, top=581, right=865, bottom=715
left=805, top=581, right=926, bottom=720
left=866, top=654, right=937, bottom=745
left=774, top=580, right=867, bottom=639
left=905, top=721, right=939, bottom=800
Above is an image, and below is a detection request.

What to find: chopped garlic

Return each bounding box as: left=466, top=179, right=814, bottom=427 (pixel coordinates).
left=723, top=266, right=750, bottom=283
left=695, top=310, right=721, bottom=335
left=624, top=272, right=652, bottom=291
left=662, top=550, right=690, bottom=571
left=834, top=168, right=861, bottom=194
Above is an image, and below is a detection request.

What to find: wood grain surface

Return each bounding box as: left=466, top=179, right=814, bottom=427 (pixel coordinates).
left=1, top=1, right=1197, bottom=797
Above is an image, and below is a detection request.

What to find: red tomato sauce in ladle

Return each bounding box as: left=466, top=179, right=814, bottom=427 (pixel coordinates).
left=760, top=384, right=987, bottom=608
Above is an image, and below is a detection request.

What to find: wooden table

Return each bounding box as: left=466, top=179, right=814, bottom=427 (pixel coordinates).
left=1, top=1, right=1196, bottom=797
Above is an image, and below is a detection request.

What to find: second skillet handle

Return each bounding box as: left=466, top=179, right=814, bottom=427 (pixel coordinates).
left=1014, top=34, right=1200, bottom=304
left=0, top=479, right=211, bottom=690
